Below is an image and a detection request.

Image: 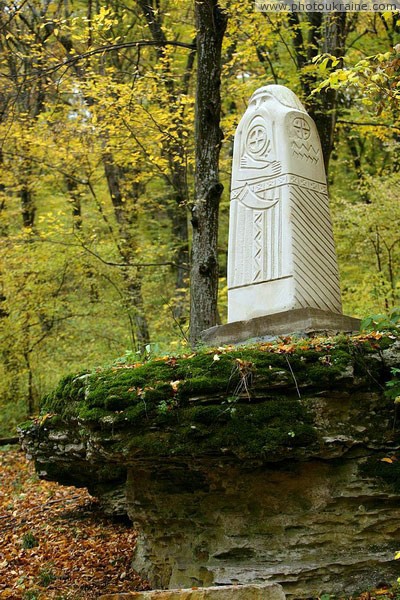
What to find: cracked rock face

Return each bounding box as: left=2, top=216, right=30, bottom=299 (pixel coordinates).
left=19, top=338, right=400, bottom=595
left=125, top=453, right=400, bottom=593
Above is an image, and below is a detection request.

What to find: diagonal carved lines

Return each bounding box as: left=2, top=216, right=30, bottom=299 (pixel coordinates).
left=290, top=185, right=342, bottom=312
left=292, top=230, right=340, bottom=293
left=294, top=267, right=334, bottom=312
left=291, top=188, right=338, bottom=267
left=291, top=187, right=334, bottom=241
left=291, top=208, right=339, bottom=280
left=293, top=249, right=340, bottom=311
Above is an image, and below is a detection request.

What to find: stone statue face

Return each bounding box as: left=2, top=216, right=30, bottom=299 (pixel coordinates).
left=249, top=84, right=307, bottom=112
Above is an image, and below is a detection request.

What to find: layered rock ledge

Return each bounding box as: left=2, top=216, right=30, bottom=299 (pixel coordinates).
left=98, top=583, right=285, bottom=600
left=19, top=335, right=400, bottom=595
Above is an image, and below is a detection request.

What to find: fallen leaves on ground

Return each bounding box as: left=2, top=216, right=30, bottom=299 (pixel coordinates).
left=0, top=448, right=148, bottom=600
left=327, top=587, right=400, bottom=600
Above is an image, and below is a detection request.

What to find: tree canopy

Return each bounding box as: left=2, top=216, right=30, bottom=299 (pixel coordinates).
left=0, top=1, right=399, bottom=435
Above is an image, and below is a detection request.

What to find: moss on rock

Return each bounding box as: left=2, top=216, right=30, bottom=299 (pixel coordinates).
left=360, top=454, right=400, bottom=492
left=33, top=334, right=399, bottom=460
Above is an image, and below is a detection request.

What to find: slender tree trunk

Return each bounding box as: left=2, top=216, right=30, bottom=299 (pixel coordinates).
left=23, top=350, right=35, bottom=415
left=371, top=226, right=389, bottom=311
left=0, top=147, right=7, bottom=314
left=136, top=0, right=193, bottom=311
left=173, top=213, right=189, bottom=321
left=166, top=203, right=189, bottom=323
left=65, top=176, right=100, bottom=301
left=21, top=185, right=35, bottom=229
left=66, top=177, right=82, bottom=229
left=386, top=244, right=396, bottom=306
left=288, top=12, right=347, bottom=171
left=102, top=152, right=150, bottom=350
left=189, top=0, right=227, bottom=345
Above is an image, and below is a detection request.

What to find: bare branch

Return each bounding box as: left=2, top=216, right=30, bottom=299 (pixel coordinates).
left=42, top=40, right=197, bottom=76
left=78, top=238, right=190, bottom=271
left=337, top=120, right=399, bottom=130
left=36, top=236, right=190, bottom=271
left=0, top=151, right=88, bottom=184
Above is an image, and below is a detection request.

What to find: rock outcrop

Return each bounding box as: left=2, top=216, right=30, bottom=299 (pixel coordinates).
left=98, top=583, right=286, bottom=600
left=19, top=336, right=400, bottom=595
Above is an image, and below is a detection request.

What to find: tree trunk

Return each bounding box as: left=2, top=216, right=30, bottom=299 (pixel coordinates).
left=308, top=13, right=347, bottom=171
left=102, top=152, right=150, bottom=350
left=21, top=185, right=35, bottom=229
left=66, top=177, right=82, bottom=230
left=166, top=203, right=189, bottom=324
left=136, top=0, right=193, bottom=311
left=288, top=12, right=347, bottom=171
left=189, top=0, right=227, bottom=346
left=23, top=350, right=35, bottom=415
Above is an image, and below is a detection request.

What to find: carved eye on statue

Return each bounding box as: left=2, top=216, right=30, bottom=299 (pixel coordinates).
left=246, top=125, right=270, bottom=156
left=291, top=117, right=311, bottom=141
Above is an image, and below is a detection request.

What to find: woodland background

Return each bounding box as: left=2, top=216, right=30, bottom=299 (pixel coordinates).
left=0, top=0, right=399, bottom=436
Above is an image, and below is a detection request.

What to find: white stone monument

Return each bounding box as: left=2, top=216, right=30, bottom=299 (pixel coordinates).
left=228, top=84, right=342, bottom=322
left=202, top=85, right=360, bottom=345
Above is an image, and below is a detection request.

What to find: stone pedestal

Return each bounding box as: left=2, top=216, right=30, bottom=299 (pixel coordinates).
left=201, top=307, right=360, bottom=346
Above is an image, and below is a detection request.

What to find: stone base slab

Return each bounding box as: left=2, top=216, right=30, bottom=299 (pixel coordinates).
left=201, top=308, right=360, bottom=346
left=98, top=583, right=285, bottom=600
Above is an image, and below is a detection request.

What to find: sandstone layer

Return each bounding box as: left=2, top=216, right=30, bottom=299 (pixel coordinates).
left=98, top=583, right=285, bottom=600
left=19, top=336, right=400, bottom=595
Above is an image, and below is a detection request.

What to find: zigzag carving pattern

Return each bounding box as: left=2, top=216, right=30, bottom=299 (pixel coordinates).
left=290, top=185, right=342, bottom=314
left=291, top=140, right=320, bottom=163
left=253, top=212, right=263, bottom=282
left=229, top=200, right=282, bottom=289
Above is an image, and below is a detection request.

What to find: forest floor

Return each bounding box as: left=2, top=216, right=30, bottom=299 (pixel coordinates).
left=0, top=447, right=148, bottom=600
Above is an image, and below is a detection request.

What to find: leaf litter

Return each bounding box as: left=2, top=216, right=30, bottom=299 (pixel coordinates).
left=0, top=448, right=149, bottom=599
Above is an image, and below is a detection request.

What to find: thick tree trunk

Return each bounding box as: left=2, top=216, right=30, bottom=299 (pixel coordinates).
left=308, top=13, right=347, bottom=171
left=189, top=0, right=227, bottom=346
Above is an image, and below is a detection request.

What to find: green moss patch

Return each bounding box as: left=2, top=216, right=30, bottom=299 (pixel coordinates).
left=360, top=454, right=400, bottom=492
left=34, top=333, right=398, bottom=459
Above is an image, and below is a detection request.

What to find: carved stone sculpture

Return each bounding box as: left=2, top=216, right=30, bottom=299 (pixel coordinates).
left=227, top=85, right=342, bottom=323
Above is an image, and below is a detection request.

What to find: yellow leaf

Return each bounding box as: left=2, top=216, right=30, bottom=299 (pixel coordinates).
left=170, top=380, right=181, bottom=392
